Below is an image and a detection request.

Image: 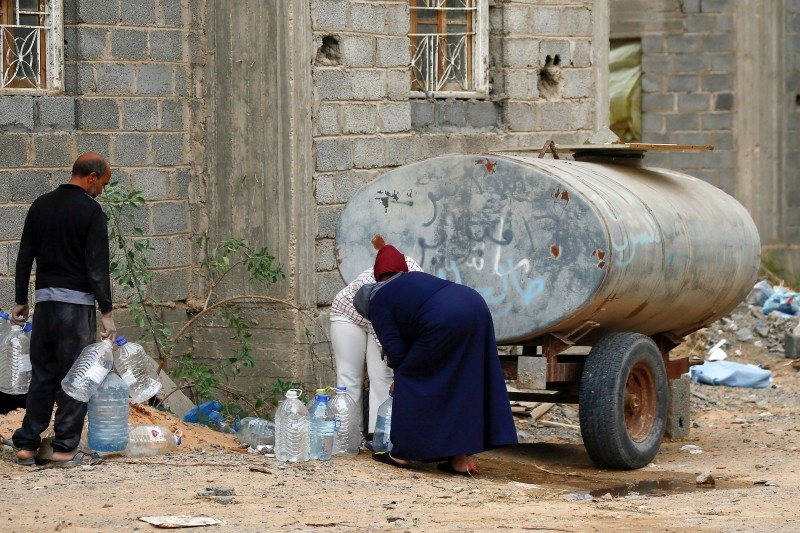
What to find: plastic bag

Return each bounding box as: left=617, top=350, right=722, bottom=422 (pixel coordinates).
left=746, top=279, right=774, bottom=307
left=762, top=288, right=800, bottom=316
left=690, top=361, right=772, bottom=389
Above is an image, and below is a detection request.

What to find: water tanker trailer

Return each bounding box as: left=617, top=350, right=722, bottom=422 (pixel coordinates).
left=335, top=144, right=761, bottom=469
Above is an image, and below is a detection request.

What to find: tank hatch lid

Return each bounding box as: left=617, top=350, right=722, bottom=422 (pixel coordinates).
left=492, top=141, right=713, bottom=164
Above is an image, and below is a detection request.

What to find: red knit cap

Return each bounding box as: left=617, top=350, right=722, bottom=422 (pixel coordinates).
left=373, top=245, right=408, bottom=280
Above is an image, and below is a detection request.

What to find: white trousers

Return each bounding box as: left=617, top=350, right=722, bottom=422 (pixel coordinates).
left=330, top=317, right=393, bottom=434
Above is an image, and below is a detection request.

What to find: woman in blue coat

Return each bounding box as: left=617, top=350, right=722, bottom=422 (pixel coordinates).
left=354, top=245, right=517, bottom=475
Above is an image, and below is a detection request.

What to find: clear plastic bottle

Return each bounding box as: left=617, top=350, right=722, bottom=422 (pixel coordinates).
left=373, top=396, right=393, bottom=452
left=88, top=372, right=130, bottom=453
left=274, top=388, right=309, bottom=462
left=0, top=311, right=12, bottom=341
left=113, top=336, right=162, bottom=404
left=61, top=339, right=114, bottom=402
left=208, top=410, right=236, bottom=434
left=0, top=325, right=31, bottom=395
left=308, top=391, right=335, bottom=461
left=247, top=418, right=275, bottom=453
left=330, top=386, right=360, bottom=456
left=125, top=425, right=182, bottom=458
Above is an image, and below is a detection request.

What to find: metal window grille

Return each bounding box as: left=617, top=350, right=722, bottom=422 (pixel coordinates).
left=409, top=0, right=479, bottom=94
left=1, top=0, right=59, bottom=91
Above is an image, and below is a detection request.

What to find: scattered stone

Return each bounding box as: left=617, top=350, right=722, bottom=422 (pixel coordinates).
left=696, top=471, right=715, bottom=486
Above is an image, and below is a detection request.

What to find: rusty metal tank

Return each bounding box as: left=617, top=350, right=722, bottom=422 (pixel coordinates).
left=335, top=152, right=761, bottom=345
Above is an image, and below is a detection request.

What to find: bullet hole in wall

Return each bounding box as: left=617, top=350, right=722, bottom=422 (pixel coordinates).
left=315, top=36, right=341, bottom=66
left=538, top=54, right=564, bottom=100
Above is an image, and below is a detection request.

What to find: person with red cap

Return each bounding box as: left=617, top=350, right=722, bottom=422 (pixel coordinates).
left=330, top=247, right=422, bottom=438
left=354, top=245, right=517, bottom=476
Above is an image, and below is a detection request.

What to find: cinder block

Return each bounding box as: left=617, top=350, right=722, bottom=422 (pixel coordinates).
left=111, top=29, right=148, bottom=60
left=312, top=0, right=348, bottom=31
left=75, top=133, right=110, bottom=158
left=317, top=103, right=341, bottom=136
left=77, top=26, right=108, bottom=61
left=386, top=69, right=410, bottom=101
left=161, top=0, right=183, bottom=26
left=113, top=133, right=149, bottom=166
left=352, top=137, right=384, bottom=169
left=315, top=138, right=353, bottom=171
left=702, top=73, right=733, bottom=92
left=76, top=98, right=120, bottom=130
left=150, top=30, right=184, bottom=62
left=9, top=170, right=49, bottom=202
left=562, top=6, right=592, bottom=36
left=316, top=204, right=342, bottom=239
left=350, top=71, right=385, bottom=100
left=667, top=34, right=701, bottom=54
left=152, top=201, right=188, bottom=233
left=34, top=135, right=72, bottom=167
left=316, top=270, right=346, bottom=306
left=504, top=39, right=540, bottom=68
left=137, top=64, right=174, bottom=95
left=351, top=2, right=386, bottom=33
left=562, top=68, right=592, bottom=99
left=540, top=101, right=570, bottom=131
left=160, top=99, right=184, bottom=131
left=121, top=1, right=156, bottom=25
left=465, top=101, right=500, bottom=130
left=341, top=35, right=376, bottom=68
left=96, top=63, right=136, bottom=94
left=0, top=206, right=29, bottom=238
left=665, top=374, right=690, bottom=439
left=506, top=102, right=536, bottom=131
left=122, top=98, right=158, bottom=131
left=131, top=168, right=168, bottom=200
left=152, top=268, right=188, bottom=301
left=0, top=135, right=29, bottom=168
left=385, top=136, right=415, bottom=166
left=0, top=96, right=34, bottom=131
left=504, top=5, right=531, bottom=34
left=315, top=238, right=337, bottom=271
left=315, top=69, right=351, bottom=100
left=532, top=7, right=560, bottom=35
left=378, top=102, right=410, bottom=133
left=410, top=100, right=434, bottom=129
left=377, top=38, right=410, bottom=68
left=343, top=104, right=378, bottom=134
left=385, top=3, right=410, bottom=36
left=434, top=100, right=466, bottom=128
left=37, top=97, right=76, bottom=131
left=152, top=133, right=186, bottom=165
left=77, top=0, right=118, bottom=24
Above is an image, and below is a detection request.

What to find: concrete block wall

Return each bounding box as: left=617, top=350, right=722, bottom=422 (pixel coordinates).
left=313, top=0, right=598, bottom=302
left=611, top=0, right=736, bottom=193
left=0, top=0, right=197, bottom=310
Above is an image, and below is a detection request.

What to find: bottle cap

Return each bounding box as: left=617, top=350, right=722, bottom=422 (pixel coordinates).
left=285, top=388, right=301, bottom=399
left=0, top=311, right=9, bottom=320
left=115, top=336, right=128, bottom=346
left=23, top=322, right=32, bottom=333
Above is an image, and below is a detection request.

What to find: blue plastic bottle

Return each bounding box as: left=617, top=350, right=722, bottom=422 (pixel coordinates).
left=88, top=372, right=130, bottom=453
left=308, top=391, right=335, bottom=461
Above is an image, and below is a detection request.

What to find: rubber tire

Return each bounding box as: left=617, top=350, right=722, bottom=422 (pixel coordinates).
left=578, top=332, right=668, bottom=469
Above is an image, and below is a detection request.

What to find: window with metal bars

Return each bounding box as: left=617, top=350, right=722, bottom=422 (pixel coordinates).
left=1, top=0, right=61, bottom=91
left=409, top=0, right=488, bottom=97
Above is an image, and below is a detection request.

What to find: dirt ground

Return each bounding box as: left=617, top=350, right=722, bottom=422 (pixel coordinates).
left=2, top=331, right=800, bottom=532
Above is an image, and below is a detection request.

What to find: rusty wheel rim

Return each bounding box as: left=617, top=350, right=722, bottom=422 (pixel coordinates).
left=624, top=362, right=656, bottom=442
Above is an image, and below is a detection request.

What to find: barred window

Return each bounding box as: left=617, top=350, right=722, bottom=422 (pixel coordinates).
left=1, top=0, right=62, bottom=92
left=409, top=0, right=488, bottom=97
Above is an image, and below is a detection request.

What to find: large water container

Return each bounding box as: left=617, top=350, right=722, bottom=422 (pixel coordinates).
left=113, top=336, right=162, bottom=404
left=330, top=387, right=360, bottom=456
left=88, top=372, right=130, bottom=453
left=125, top=425, right=182, bottom=458
left=274, top=389, right=310, bottom=462
left=61, top=339, right=114, bottom=402
left=372, top=396, right=393, bottom=452
left=336, top=153, right=761, bottom=345
left=0, top=325, right=31, bottom=395
left=308, top=391, right=334, bottom=461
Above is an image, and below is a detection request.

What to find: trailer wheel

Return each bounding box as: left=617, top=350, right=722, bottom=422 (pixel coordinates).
left=578, top=332, right=667, bottom=469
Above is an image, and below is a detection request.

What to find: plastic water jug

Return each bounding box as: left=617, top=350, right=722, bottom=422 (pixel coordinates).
left=330, top=386, right=360, bottom=456
left=88, top=372, right=130, bottom=453
left=61, top=339, right=114, bottom=402
left=372, top=396, right=393, bottom=452
left=308, top=391, right=335, bottom=461
left=274, top=389, right=309, bottom=462
left=237, top=417, right=275, bottom=452
left=125, top=424, right=182, bottom=458
left=0, top=325, right=31, bottom=395
left=0, top=311, right=12, bottom=341
left=113, top=336, right=162, bottom=404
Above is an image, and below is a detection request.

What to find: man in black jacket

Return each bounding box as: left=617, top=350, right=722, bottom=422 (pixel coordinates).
left=11, top=152, right=117, bottom=467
